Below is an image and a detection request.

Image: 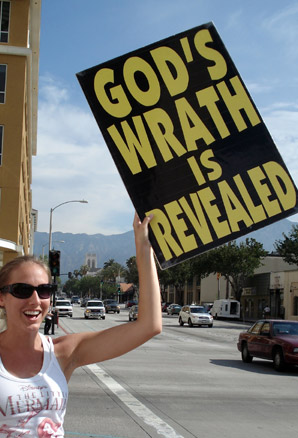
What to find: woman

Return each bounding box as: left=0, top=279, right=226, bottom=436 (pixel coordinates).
left=0, top=213, right=161, bottom=437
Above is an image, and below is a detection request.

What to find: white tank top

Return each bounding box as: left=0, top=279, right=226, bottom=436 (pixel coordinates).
left=0, top=333, right=68, bottom=437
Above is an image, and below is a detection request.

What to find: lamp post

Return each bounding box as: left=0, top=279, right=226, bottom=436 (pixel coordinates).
left=48, top=199, right=87, bottom=335
left=42, top=240, right=64, bottom=260
left=48, top=200, right=88, bottom=251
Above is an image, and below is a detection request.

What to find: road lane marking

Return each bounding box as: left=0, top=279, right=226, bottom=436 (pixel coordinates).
left=87, top=364, right=185, bottom=438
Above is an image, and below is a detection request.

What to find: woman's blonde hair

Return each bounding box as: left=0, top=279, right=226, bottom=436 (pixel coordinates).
left=0, top=255, right=51, bottom=289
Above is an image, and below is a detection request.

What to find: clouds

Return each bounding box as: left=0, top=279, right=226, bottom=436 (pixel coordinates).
left=34, top=1, right=298, bottom=236
left=33, top=76, right=133, bottom=235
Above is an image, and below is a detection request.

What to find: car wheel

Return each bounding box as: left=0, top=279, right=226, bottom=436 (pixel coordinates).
left=84, top=315, right=88, bottom=319
left=70, top=314, right=73, bottom=318
left=102, top=316, right=105, bottom=320
left=179, top=317, right=184, bottom=326
left=188, top=318, right=193, bottom=327
left=241, top=342, right=253, bottom=363
left=117, top=311, right=120, bottom=314
left=208, top=324, right=213, bottom=328
left=273, top=348, right=285, bottom=372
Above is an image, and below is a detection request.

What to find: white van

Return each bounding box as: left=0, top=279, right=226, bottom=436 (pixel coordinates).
left=210, top=299, right=240, bottom=319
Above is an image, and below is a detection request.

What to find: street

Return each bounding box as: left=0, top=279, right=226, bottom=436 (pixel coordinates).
left=55, top=305, right=298, bottom=438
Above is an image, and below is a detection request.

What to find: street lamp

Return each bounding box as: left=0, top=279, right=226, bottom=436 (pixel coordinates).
left=49, top=199, right=88, bottom=251
left=42, top=240, right=65, bottom=260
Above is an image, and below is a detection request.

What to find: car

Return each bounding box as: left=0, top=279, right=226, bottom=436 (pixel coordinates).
left=103, top=299, right=120, bottom=314
left=54, top=299, right=73, bottom=317
left=179, top=305, right=213, bottom=327
left=71, top=295, right=80, bottom=305
left=167, top=304, right=182, bottom=315
left=125, top=299, right=138, bottom=308
left=162, top=302, right=172, bottom=312
left=237, top=319, right=298, bottom=371
left=84, top=300, right=106, bottom=320
left=128, top=305, right=138, bottom=321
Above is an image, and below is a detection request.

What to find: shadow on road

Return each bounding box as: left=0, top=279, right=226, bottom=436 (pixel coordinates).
left=210, top=358, right=298, bottom=375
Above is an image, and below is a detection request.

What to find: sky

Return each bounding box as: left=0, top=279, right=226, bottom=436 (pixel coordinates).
left=33, top=0, right=298, bottom=236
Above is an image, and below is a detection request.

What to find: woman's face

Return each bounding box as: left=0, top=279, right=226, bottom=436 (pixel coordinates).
left=0, top=262, right=50, bottom=334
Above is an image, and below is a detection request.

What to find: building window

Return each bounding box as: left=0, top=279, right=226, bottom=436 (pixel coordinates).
left=0, top=1, right=10, bottom=43
left=0, top=64, right=6, bottom=103
left=0, top=125, right=3, bottom=165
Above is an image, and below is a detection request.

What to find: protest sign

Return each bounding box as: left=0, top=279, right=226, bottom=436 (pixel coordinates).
left=77, top=22, right=298, bottom=269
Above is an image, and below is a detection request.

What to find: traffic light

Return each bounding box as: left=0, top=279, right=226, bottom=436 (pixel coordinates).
left=49, top=250, right=60, bottom=277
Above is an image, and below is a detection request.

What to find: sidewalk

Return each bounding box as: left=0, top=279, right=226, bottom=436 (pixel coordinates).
left=39, top=320, right=65, bottom=338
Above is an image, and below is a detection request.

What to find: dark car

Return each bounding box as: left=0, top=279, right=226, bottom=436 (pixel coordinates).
left=237, top=319, right=298, bottom=371
left=103, top=299, right=120, bottom=314
left=125, top=300, right=138, bottom=308
left=162, top=302, right=171, bottom=312
left=167, top=304, right=182, bottom=315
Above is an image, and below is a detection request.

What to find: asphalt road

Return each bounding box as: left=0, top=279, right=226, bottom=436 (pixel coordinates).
left=53, top=305, right=298, bottom=438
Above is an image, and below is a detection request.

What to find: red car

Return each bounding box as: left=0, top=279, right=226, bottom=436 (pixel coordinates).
left=237, top=319, right=298, bottom=371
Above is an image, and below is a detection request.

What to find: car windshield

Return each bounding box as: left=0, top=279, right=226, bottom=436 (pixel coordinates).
left=88, top=301, right=103, bottom=307
left=108, top=301, right=118, bottom=305
left=273, top=322, right=298, bottom=336
left=190, top=307, right=205, bottom=313
left=56, top=301, right=70, bottom=306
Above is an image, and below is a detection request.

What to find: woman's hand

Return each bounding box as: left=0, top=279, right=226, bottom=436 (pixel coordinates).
left=133, top=212, right=153, bottom=249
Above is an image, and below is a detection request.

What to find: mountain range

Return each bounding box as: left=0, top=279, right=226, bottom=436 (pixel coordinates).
left=33, top=218, right=297, bottom=277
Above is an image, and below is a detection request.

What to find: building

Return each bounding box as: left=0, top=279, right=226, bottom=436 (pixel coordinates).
left=0, top=0, right=41, bottom=267
left=162, top=255, right=298, bottom=321
left=85, top=252, right=97, bottom=271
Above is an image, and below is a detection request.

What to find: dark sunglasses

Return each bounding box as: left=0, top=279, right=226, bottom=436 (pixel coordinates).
left=0, top=283, right=56, bottom=299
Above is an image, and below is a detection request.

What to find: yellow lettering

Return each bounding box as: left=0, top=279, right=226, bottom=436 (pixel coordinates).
left=107, top=117, right=156, bottom=175
left=175, top=97, right=215, bottom=151
left=248, top=166, right=281, bottom=217
left=216, top=76, right=261, bottom=132
left=123, top=57, right=161, bottom=107
left=194, top=29, right=227, bottom=80
left=233, top=174, right=266, bottom=223
left=187, top=156, right=206, bottom=186
left=164, top=201, right=198, bottom=252
left=263, top=161, right=297, bottom=211
left=197, top=187, right=231, bottom=238
left=196, top=86, right=230, bottom=139
left=145, top=209, right=183, bottom=261
left=150, top=46, right=189, bottom=97
left=144, top=108, right=187, bottom=162
left=94, top=68, right=131, bottom=118
left=179, top=194, right=213, bottom=245
left=200, top=149, right=222, bottom=181
left=218, top=180, right=253, bottom=232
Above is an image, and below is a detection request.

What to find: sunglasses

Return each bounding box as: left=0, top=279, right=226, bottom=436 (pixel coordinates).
left=0, top=283, right=56, bottom=299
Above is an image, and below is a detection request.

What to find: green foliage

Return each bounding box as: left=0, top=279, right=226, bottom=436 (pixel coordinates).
left=125, top=256, right=139, bottom=285
left=101, top=261, right=125, bottom=283
left=274, top=224, right=298, bottom=265
left=206, top=238, right=267, bottom=301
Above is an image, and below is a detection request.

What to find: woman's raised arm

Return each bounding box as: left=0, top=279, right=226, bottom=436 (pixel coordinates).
left=54, top=213, right=162, bottom=380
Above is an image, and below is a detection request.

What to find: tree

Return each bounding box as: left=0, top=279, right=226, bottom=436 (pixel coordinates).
left=79, top=265, right=89, bottom=277
left=274, top=224, right=298, bottom=265
left=161, top=260, right=193, bottom=305
left=125, top=256, right=139, bottom=285
left=207, top=239, right=267, bottom=301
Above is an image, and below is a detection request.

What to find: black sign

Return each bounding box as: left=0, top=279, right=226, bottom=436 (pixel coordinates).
left=77, top=22, right=298, bottom=269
